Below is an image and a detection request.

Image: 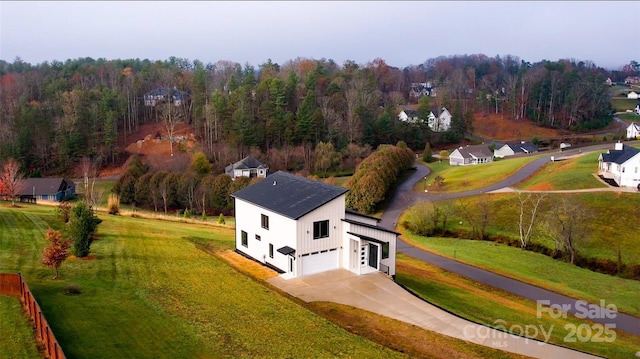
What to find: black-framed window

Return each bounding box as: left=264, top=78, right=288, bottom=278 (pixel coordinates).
left=313, top=220, right=329, bottom=239
left=269, top=243, right=274, bottom=258
left=382, top=243, right=389, bottom=259
left=261, top=214, right=269, bottom=230
left=255, top=234, right=261, bottom=241
left=241, top=231, right=248, bottom=247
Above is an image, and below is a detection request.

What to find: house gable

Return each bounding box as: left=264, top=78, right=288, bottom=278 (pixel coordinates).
left=225, top=156, right=269, bottom=179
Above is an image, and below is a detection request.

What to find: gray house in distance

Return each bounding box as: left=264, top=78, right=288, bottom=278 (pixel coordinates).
left=494, top=142, right=539, bottom=158
left=225, top=156, right=269, bottom=180
left=18, top=178, right=76, bottom=202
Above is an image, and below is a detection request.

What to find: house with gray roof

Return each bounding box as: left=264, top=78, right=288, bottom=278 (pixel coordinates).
left=494, top=141, right=539, bottom=158
left=17, top=178, right=76, bottom=202
left=449, top=145, right=494, bottom=166
left=598, top=142, right=640, bottom=189
left=225, top=156, right=268, bottom=180
left=231, top=171, right=398, bottom=279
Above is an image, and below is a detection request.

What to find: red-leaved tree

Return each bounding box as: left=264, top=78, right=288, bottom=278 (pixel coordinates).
left=0, top=158, right=25, bottom=206
left=42, top=228, right=71, bottom=279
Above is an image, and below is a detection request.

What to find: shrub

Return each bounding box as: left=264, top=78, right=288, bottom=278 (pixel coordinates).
left=422, top=143, right=433, bottom=162
left=439, top=150, right=449, bottom=159
left=69, top=202, right=101, bottom=257
left=107, top=193, right=120, bottom=215
left=57, top=201, right=72, bottom=223
left=42, top=228, right=71, bottom=279
left=218, top=213, right=226, bottom=224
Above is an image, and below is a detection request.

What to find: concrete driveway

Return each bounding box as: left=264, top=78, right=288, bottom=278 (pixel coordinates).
left=268, top=270, right=600, bottom=359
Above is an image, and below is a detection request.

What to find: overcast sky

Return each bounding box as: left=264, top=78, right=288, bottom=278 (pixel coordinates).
left=1, top=1, right=639, bottom=70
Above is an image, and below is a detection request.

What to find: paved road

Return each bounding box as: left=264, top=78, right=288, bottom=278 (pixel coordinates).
left=380, top=143, right=640, bottom=337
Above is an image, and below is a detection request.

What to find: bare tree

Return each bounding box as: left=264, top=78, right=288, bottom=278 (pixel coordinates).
left=79, top=156, right=103, bottom=206
left=516, top=192, right=547, bottom=249
left=541, top=196, right=592, bottom=264
left=456, top=198, right=491, bottom=240
left=159, top=101, right=183, bottom=157
left=0, top=158, right=25, bottom=206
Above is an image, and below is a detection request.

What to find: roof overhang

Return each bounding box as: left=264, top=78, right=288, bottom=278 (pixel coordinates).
left=347, top=232, right=387, bottom=245
left=277, top=246, right=296, bottom=256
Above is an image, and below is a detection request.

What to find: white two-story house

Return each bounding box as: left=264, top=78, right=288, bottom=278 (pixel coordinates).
left=598, top=142, right=640, bottom=189
left=231, top=171, right=398, bottom=279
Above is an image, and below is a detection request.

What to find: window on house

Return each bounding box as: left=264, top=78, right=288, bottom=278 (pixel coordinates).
left=382, top=243, right=389, bottom=259
left=313, top=220, right=329, bottom=239
left=255, top=234, right=261, bottom=241
left=269, top=243, right=274, bottom=258
left=261, top=214, right=269, bottom=229
left=241, top=231, right=248, bottom=247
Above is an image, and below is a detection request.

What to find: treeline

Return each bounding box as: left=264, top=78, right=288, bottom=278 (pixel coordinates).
left=1, top=54, right=627, bottom=176
left=112, top=154, right=251, bottom=216
left=345, top=142, right=414, bottom=214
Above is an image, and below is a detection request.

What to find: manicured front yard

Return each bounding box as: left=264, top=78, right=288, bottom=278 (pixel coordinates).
left=0, top=204, right=403, bottom=358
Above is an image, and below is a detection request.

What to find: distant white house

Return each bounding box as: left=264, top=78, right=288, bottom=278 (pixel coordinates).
left=398, top=106, right=451, bottom=132
left=449, top=145, right=494, bottom=166
left=627, top=92, right=639, bottom=100
left=598, top=142, right=640, bottom=189
left=494, top=142, right=539, bottom=158
left=434, top=107, right=452, bottom=132
left=225, top=156, right=269, bottom=180
left=636, top=104, right=640, bottom=115
left=397, top=107, right=420, bottom=124
left=627, top=123, right=640, bottom=139
left=231, top=171, right=398, bottom=279
left=605, top=78, right=613, bottom=86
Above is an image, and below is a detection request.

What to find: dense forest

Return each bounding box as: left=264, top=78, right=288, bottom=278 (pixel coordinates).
left=1, top=54, right=635, bottom=176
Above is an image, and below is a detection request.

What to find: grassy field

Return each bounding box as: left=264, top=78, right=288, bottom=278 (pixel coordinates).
left=398, top=225, right=640, bottom=317
left=416, top=155, right=543, bottom=193
left=0, top=204, right=404, bottom=358
left=394, top=255, right=640, bottom=359
left=616, top=112, right=640, bottom=122
left=0, top=295, right=42, bottom=359
left=611, top=98, right=639, bottom=112
left=516, top=151, right=606, bottom=190
left=1, top=203, right=531, bottom=358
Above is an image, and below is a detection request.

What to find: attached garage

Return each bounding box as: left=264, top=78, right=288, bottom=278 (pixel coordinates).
left=301, top=248, right=338, bottom=276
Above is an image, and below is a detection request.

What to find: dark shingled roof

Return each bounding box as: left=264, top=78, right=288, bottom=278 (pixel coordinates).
left=231, top=171, right=348, bottom=219
left=18, top=178, right=75, bottom=196
left=505, top=142, right=539, bottom=154
left=342, top=218, right=400, bottom=235
left=600, top=144, right=640, bottom=164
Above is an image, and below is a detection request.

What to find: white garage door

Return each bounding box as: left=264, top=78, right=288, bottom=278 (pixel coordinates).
left=301, top=249, right=338, bottom=276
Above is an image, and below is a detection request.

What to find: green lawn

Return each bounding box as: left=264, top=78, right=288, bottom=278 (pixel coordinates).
left=617, top=112, right=640, bottom=122
left=0, top=204, right=404, bottom=359
left=395, top=255, right=640, bottom=359
left=398, top=227, right=640, bottom=317
left=516, top=151, right=606, bottom=190
left=417, top=155, right=543, bottom=193
left=611, top=98, right=639, bottom=112
left=0, top=295, right=42, bottom=359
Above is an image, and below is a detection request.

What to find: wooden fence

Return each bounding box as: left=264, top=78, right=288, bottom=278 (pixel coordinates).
left=0, top=273, right=66, bottom=359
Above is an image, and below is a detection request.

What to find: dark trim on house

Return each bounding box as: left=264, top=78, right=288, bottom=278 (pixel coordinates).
left=341, top=218, right=400, bottom=235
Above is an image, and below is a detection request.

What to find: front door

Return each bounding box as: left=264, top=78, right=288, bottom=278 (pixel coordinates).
left=368, top=243, right=379, bottom=269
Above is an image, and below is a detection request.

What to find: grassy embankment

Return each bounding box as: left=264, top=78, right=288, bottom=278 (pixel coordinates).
left=0, top=204, right=523, bottom=359
left=395, top=254, right=640, bottom=359
left=611, top=98, right=639, bottom=112
left=415, top=154, right=545, bottom=193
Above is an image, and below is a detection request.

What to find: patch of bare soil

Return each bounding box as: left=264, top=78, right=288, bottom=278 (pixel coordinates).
left=473, top=113, right=561, bottom=141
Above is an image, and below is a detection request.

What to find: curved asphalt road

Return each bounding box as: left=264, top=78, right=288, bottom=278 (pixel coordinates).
left=380, top=143, right=640, bottom=337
